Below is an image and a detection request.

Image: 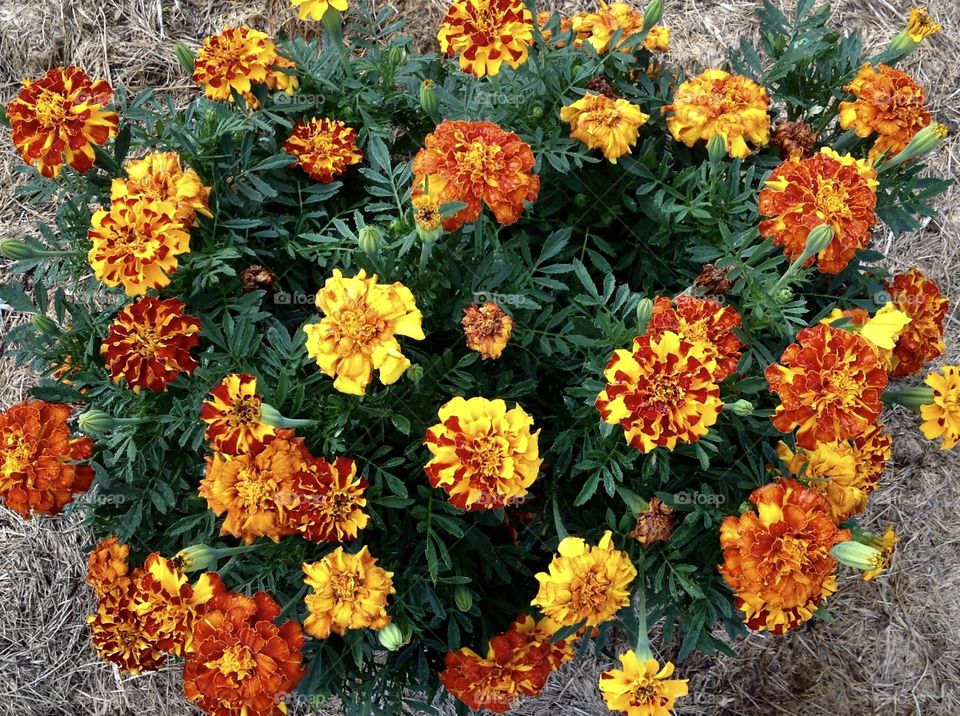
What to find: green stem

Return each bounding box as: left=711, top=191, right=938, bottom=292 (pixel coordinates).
left=323, top=10, right=354, bottom=79
left=633, top=566, right=653, bottom=659
left=419, top=240, right=435, bottom=272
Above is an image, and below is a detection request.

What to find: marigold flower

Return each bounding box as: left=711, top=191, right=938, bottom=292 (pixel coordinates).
left=905, top=8, right=941, bottom=42
left=919, top=366, right=960, bottom=450
left=438, top=0, right=534, bottom=77
left=291, top=0, right=348, bottom=21
left=777, top=422, right=891, bottom=522
left=89, top=573, right=167, bottom=674
left=596, top=331, right=723, bottom=453
left=628, top=497, right=676, bottom=546
left=839, top=64, right=932, bottom=160
left=412, top=120, right=540, bottom=231
left=193, top=26, right=281, bottom=106
left=532, top=530, right=636, bottom=627
left=87, top=197, right=191, bottom=296
left=100, top=296, right=201, bottom=393
left=509, top=613, right=577, bottom=670
left=560, top=93, right=650, bottom=163
left=771, top=118, right=819, bottom=159
left=302, top=546, right=395, bottom=638
left=8, top=66, right=118, bottom=178
left=201, top=373, right=278, bottom=455
left=598, top=651, right=689, bottom=716
left=284, top=118, right=363, bottom=183
left=832, top=529, right=897, bottom=582
left=111, top=151, right=212, bottom=227
left=759, top=148, right=878, bottom=275
left=303, top=269, right=425, bottom=395
left=647, top=294, right=743, bottom=381
left=861, top=525, right=898, bottom=581
left=819, top=303, right=911, bottom=372
left=885, top=268, right=948, bottom=377
left=86, top=536, right=130, bottom=597
left=200, top=430, right=309, bottom=544
left=424, top=396, right=542, bottom=511
left=0, top=400, right=94, bottom=518
left=571, top=2, right=669, bottom=54
left=665, top=69, right=770, bottom=159
left=766, top=324, right=888, bottom=450
left=413, top=194, right=442, bottom=233
left=719, top=478, right=850, bottom=634
left=285, top=456, right=369, bottom=542
left=183, top=590, right=306, bottom=716
left=462, top=302, right=515, bottom=359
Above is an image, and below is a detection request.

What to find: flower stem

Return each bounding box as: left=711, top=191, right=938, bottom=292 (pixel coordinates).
left=633, top=566, right=653, bottom=660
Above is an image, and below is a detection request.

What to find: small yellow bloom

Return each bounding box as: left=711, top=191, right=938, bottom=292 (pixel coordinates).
left=111, top=151, right=212, bottom=228
left=906, top=8, right=940, bottom=42
left=291, top=0, right=348, bottom=21
left=919, top=366, right=960, bottom=450
left=532, top=530, right=636, bottom=627
left=598, top=650, right=689, bottom=716
left=561, top=93, right=650, bottom=163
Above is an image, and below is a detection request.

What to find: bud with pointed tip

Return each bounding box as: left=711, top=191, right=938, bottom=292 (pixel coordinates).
left=174, top=42, right=196, bottom=74
left=406, top=364, right=424, bottom=384
left=707, top=133, right=727, bottom=163
left=378, top=623, right=410, bottom=651
left=419, top=80, right=439, bottom=118
left=78, top=410, right=116, bottom=434
left=31, top=315, right=59, bottom=335
left=358, top=225, right=380, bottom=256
left=454, top=586, right=473, bottom=612
left=642, top=0, right=664, bottom=29
left=0, top=238, right=37, bottom=260
left=635, top=297, right=653, bottom=333
left=883, top=122, right=948, bottom=171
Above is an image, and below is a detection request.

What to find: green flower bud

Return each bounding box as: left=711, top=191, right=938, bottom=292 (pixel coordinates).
left=78, top=410, right=115, bottom=435
left=882, top=386, right=935, bottom=413
left=724, top=399, right=754, bottom=417
left=635, top=297, right=653, bottom=333
left=389, top=218, right=406, bottom=234
left=883, top=122, right=948, bottom=170
left=173, top=544, right=218, bottom=572
left=174, top=42, right=196, bottom=75
left=643, top=0, right=664, bottom=29
left=531, top=105, right=544, bottom=119
left=0, top=238, right=38, bottom=260
left=707, top=133, right=727, bottom=162
left=798, top=224, right=834, bottom=264
left=573, top=193, right=588, bottom=208
left=406, top=364, right=424, bottom=384
left=454, top=586, right=473, bottom=612
left=419, top=80, right=439, bottom=118
left=378, top=623, right=410, bottom=651
left=775, top=287, right=794, bottom=304
left=31, top=315, right=59, bottom=335
left=831, top=540, right=882, bottom=571
left=388, top=47, right=405, bottom=66
left=358, top=225, right=381, bottom=255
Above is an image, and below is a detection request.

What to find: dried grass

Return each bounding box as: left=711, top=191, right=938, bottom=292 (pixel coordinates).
left=1, top=1, right=958, bottom=714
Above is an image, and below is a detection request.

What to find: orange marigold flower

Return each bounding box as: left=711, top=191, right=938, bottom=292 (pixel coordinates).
left=412, top=120, right=540, bottom=231
left=861, top=525, right=898, bottom=581
left=86, top=536, right=130, bottom=597
left=598, top=651, right=689, bottom=716
left=560, top=93, right=650, bottom=163
left=765, top=324, right=888, bottom=450
left=413, top=194, right=442, bottom=233
left=647, top=294, right=743, bottom=381
left=291, top=0, right=348, bottom=21
left=100, top=296, right=201, bottom=393
left=87, top=197, right=191, bottom=296
left=719, top=478, right=850, bottom=634
left=89, top=572, right=167, bottom=674
left=184, top=590, right=306, bottom=716
left=777, top=422, right=892, bottom=522
left=885, top=268, right=948, bottom=377
left=596, top=331, right=723, bottom=453
left=839, top=64, right=932, bottom=160
left=532, top=530, right=636, bottom=627
left=303, top=268, right=425, bottom=395
left=285, top=456, right=369, bottom=542
left=509, top=613, right=577, bottom=671
left=200, top=430, right=309, bottom=544
left=111, top=151, right=212, bottom=227
left=665, top=69, right=770, bottom=159
left=0, top=400, right=93, bottom=518
left=462, top=302, right=515, bottom=359
left=201, top=373, right=278, bottom=455
left=8, top=66, right=118, bottom=178
left=905, top=8, right=941, bottom=42
left=759, top=148, right=878, bottom=275
left=425, top=396, right=542, bottom=511
left=919, top=366, right=960, bottom=450
left=571, top=2, right=669, bottom=54
left=284, top=118, right=363, bottom=183
left=819, top=303, right=911, bottom=372
left=193, top=26, right=280, bottom=106
left=438, top=0, right=534, bottom=78
left=302, top=546, right=395, bottom=639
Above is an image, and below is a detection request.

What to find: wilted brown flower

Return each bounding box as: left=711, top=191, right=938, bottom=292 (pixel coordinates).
left=694, top=263, right=733, bottom=296
left=241, top=264, right=277, bottom=293
left=629, top=497, right=676, bottom=546
left=772, top=119, right=819, bottom=159
left=586, top=75, right=618, bottom=98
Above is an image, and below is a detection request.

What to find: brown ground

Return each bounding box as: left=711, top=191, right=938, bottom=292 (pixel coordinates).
left=1, top=1, right=958, bottom=714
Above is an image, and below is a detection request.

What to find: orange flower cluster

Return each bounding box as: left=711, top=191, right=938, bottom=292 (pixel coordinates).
left=647, top=294, right=743, bottom=381
left=759, top=149, right=878, bottom=274
left=766, top=324, right=888, bottom=450
left=86, top=536, right=130, bottom=597
left=462, top=301, right=515, bottom=359
left=839, top=64, right=931, bottom=160
left=596, top=331, right=723, bottom=452
left=719, top=478, right=850, bottom=634
left=885, top=268, right=948, bottom=377
left=111, top=150, right=212, bottom=227
left=184, top=590, right=305, bottom=716
left=438, top=0, right=534, bottom=78
left=8, top=66, right=118, bottom=178
left=0, top=401, right=93, bottom=518
left=101, top=296, right=202, bottom=392
left=440, top=614, right=575, bottom=713
left=412, top=120, right=539, bottom=231
left=284, top=118, right=363, bottom=183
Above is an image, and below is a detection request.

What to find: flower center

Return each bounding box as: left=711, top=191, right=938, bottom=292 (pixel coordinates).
left=628, top=679, right=664, bottom=707
left=229, top=395, right=262, bottom=428
left=133, top=326, right=161, bottom=357
left=2, top=430, right=33, bottom=475
left=235, top=467, right=276, bottom=509
left=642, top=375, right=685, bottom=414
left=814, top=180, right=851, bottom=218
left=331, top=571, right=362, bottom=600
left=33, top=90, right=70, bottom=127
left=468, top=435, right=508, bottom=478
left=455, top=140, right=504, bottom=182
left=569, top=572, right=610, bottom=613
left=212, top=644, right=257, bottom=681
left=585, top=107, right=624, bottom=128
left=335, top=300, right=384, bottom=349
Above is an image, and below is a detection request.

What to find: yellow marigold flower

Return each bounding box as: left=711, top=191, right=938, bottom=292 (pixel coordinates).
left=644, top=25, right=670, bottom=53
left=438, top=0, right=534, bottom=78
left=462, top=302, right=515, bottom=359
left=906, top=8, right=940, bottom=42
left=87, top=197, right=190, bottom=296
left=560, top=93, right=650, bottom=163
left=86, top=536, right=130, bottom=598
left=919, top=366, right=960, bottom=450
left=424, top=397, right=542, bottom=511
left=862, top=525, right=898, bottom=581
left=8, top=66, right=119, bottom=178
left=777, top=422, right=892, bottom=522
left=291, top=0, right=348, bottom=21
left=111, top=151, right=212, bottom=227
left=286, top=456, right=370, bottom=543
left=839, top=64, right=932, bottom=160
left=598, top=651, right=689, bottom=716
left=596, top=331, right=723, bottom=453
left=303, top=269, right=425, bottom=395
left=820, top=304, right=911, bottom=372
left=193, top=26, right=280, bottom=106
left=665, top=69, right=770, bottom=159
left=413, top=194, right=442, bottom=232
left=531, top=530, right=637, bottom=627
left=302, top=546, right=395, bottom=638
left=571, top=2, right=669, bottom=54
left=200, top=373, right=277, bottom=455
left=200, top=430, right=309, bottom=544
left=284, top=118, right=363, bottom=183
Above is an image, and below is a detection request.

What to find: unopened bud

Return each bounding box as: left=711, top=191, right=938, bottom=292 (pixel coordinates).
left=707, top=133, right=727, bottom=162
left=635, top=297, right=653, bottom=333
left=419, top=80, right=439, bottom=118
left=573, top=193, right=588, bottom=208
left=643, top=0, right=664, bottom=30
left=774, top=287, right=794, bottom=303
left=78, top=410, right=115, bottom=435
left=406, top=364, right=424, bottom=384
left=378, top=623, right=410, bottom=651
left=884, top=122, right=948, bottom=170
left=725, top=399, right=754, bottom=416
left=531, top=105, right=544, bottom=118
left=0, top=238, right=37, bottom=260
left=832, top=540, right=882, bottom=571
left=173, top=544, right=218, bottom=572
left=358, top=225, right=380, bottom=255
left=798, top=224, right=834, bottom=264
left=174, top=42, right=196, bottom=75
left=454, top=586, right=473, bottom=612
left=31, top=315, right=59, bottom=335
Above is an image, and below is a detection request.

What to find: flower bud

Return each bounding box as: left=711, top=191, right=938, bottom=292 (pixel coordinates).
left=883, top=122, right=948, bottom=170
left=635, top=297, right=653, bottom=333
left=882, top=385, right=934, bottom=412
left=774, top=287, right=794, bottom=303
left=724, top=399, right=754, bottom=417
left=889, top=8, right=940, bottom=57
left=573, top=193, right=588, bottom=208
left=78, top=410, right=115, bottom=435
left=378, top=623, right=410, bottom=651
left=0, top=238, right=38, bottom=260
left=454, top=586, right=473, bottom=612
left=707, top=133, right=727, bottom=162
left=406, top=364, right=424, bottom=384
left=831, top=540, right=882, bottom=571
left=358, top=225, right=381, bottom=255
left=173, top=544, right=218, bottom=572
left=388, top=217, right=406, bottom=234
left=388, top=47, right=405, bottom=66
left=419, top=80, right=439, bottom=118
left=31, top=315, right=59, bottom=335
left=798, top=224, right=834, bottom=264
left=174, top=42, right=196, bottom=74
left=643, top=0, right=664, bottom=30
left=531, top=105, right=544, bottom=119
